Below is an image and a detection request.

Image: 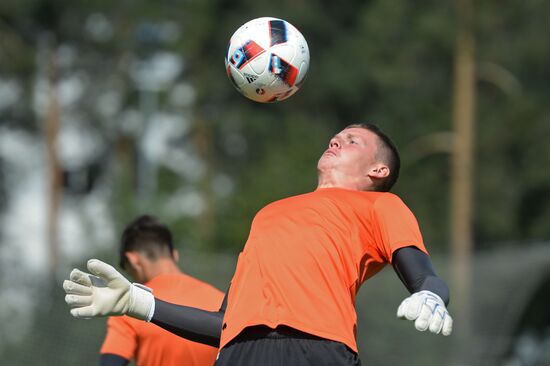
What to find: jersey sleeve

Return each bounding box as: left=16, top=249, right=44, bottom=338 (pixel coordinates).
left=372, top=193, right=428, bottom=263
left=99, top=316, right=137, bottom=360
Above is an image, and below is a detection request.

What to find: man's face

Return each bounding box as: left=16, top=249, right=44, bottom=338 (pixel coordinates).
left=317, top=127, right=381, bottom=180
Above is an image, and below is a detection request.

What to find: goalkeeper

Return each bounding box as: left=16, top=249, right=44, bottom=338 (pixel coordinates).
left=64, top=123, right=453, bottom=366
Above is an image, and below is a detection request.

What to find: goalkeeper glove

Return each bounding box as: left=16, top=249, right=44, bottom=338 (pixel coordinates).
left=397, top=290, right=453, bottom=336
left=63, top=259, right=155, bottom=321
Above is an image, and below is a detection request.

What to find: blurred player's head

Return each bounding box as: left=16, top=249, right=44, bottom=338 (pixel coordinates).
left=317, top=123, right=400, bottom=192
left=119, top=214, right=180, bottom=282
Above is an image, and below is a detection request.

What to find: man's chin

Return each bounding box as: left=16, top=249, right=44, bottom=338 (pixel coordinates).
left=317, top=158, right=334, bottom=173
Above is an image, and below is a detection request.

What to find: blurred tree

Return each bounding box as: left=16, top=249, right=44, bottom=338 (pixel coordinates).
left=0, top=0, right=548, bottom=262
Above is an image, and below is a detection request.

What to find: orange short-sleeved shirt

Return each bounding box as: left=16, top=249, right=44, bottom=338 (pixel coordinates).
left=100, top=272, right=224, bottom=366
left=220, top=188, right=427, bottom=352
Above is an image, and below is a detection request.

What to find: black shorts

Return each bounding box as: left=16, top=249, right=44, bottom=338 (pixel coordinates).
left=215, top=325, right=362, bottom=366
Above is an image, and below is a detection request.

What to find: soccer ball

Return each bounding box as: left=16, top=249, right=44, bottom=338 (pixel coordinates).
left=225, top=17, right=310, bottom=103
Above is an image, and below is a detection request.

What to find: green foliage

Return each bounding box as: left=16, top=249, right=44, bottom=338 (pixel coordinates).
left=1, top=0, right=549, bottom=252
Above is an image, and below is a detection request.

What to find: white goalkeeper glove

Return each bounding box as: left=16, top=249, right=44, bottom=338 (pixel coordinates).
left=63, top=259, right=155, bottom=321
left=397, top=290, right=453, bottom=336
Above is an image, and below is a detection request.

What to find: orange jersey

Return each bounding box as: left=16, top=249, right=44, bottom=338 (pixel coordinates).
left=220, top=188, right=427, bottom=352
left=100, top=272, right=224, bottom=366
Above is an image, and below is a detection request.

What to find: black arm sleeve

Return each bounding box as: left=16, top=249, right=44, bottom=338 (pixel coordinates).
left=392, top=246, right=450, bottom=306
left=150, top=290, right=228, bottom=347
left=99, top=354, right=129, bottom=366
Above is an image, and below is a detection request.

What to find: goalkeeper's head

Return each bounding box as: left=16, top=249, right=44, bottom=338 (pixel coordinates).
left=119, top=214, right=180, bottom=282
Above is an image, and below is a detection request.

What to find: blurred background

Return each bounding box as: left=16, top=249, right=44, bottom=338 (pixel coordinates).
left=1, top=0, right=549, bottom=365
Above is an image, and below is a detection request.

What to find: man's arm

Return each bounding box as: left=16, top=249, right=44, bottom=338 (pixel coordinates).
left=392, top=246, right=450, bottom=305
left=151, top=291, right=227, bottom=347
left=391, top=246, right=453, bottom=336
left=63, top=259, right=227, bottom=346
left=99, top=354, right=128, bottom=366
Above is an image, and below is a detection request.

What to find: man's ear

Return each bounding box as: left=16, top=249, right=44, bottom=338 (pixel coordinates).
left=125, top=251, right=142, bottom=271
left=367, top=164, right=390, bottom=179
left=172, top=249, right=180, bottom=263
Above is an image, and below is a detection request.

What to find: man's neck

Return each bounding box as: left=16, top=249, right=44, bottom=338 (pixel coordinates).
left=145, top=259, right=182, bottom=281
left=316, top=174, right=372, bottom=191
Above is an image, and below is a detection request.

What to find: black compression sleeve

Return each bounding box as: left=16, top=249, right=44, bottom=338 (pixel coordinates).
left=99, top=354, right=129, bottom=366
left=150, top=291, right=228, bottom=347
left=392, top=246, right=450, bottom=306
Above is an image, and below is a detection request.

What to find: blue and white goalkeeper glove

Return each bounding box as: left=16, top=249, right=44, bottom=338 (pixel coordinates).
left=63, top=259, right=155, bottom=321
left=397, top=290, right=453, bottom=336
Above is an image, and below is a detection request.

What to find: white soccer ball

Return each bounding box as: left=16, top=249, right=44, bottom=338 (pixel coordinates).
left=225, top=17, right=310, bottom=103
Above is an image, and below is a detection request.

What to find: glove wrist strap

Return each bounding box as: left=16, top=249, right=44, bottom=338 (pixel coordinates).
left=417, top=290, right=444, bottom=305
left=128, top=283, right=155, bottom=321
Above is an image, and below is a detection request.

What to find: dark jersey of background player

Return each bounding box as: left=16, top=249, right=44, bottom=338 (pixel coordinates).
left=100, top=215, right=224, bottom=366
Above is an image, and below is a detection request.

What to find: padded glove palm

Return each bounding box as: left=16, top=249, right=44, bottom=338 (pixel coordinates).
left=397, top=290, right=453, bottom=336
left=63, top=259, right=154, bottom=321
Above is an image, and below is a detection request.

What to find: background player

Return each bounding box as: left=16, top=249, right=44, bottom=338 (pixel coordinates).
left=65, top=124, right=453, bottom=365
left=99, top=214, right=224, bottom=366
